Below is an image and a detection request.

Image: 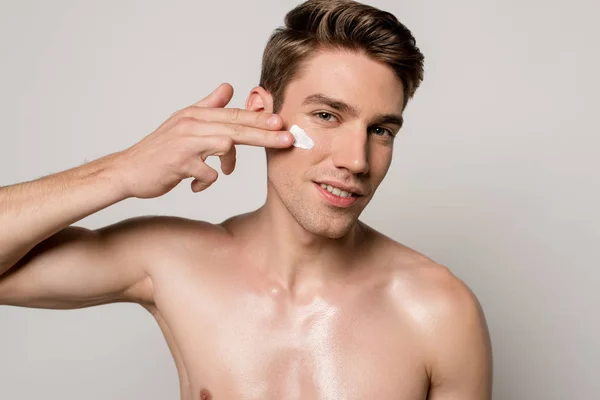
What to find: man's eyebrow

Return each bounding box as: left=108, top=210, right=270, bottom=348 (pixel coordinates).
left=302, top=93, right=404, bottom=129
left=372, top=114, right=404, bottom=129
left=302, top=93, right=359, bottom=117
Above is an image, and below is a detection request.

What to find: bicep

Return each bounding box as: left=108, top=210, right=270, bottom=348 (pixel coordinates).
left=0, top=219, right=153, bottom=309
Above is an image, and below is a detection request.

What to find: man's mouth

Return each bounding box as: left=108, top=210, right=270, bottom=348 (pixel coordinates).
left=313, top=181, right=364, bottom=208
left=318, top=183, right=359, bottom=198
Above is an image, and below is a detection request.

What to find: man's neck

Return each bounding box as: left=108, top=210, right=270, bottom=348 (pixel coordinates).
left=233, top=196, right=369, bottom=297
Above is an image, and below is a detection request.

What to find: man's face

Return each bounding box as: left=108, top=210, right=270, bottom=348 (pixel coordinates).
left=266, top=49, right=405, bottom=239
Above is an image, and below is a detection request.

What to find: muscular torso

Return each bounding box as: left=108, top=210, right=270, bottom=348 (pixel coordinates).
left=137, top=218, right=435, bottom=400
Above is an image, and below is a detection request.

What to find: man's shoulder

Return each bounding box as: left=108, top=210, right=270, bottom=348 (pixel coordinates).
left=393, top=259, right=482, bottom=322
left=378, top=239, right=490, bottom=371
left=376, top=237, right=492, bottom=392
left=367, top=230, right=484, bottom=332
left=96, top=215, right=229, bottom=254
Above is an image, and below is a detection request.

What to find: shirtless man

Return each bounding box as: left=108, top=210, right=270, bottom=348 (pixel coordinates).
left=0, top=1, right=492, bottom=399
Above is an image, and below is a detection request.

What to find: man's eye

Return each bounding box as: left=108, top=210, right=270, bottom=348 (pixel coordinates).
left=370, top=126, right=394, bottom=137
left=316, top=112, right=337, bottom=122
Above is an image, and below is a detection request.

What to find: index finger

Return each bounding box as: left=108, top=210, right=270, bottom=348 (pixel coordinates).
left=197, top=122, right=294, bottom=148
left=178, top=106, right=284, bottom=131
left=230, top=126, right=295, bottom=148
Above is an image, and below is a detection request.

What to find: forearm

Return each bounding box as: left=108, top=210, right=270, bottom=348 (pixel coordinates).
left=0, top=151, right=130, bottom=275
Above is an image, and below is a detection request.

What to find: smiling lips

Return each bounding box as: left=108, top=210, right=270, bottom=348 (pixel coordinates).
left=314, top=182, right=363, bottom=207
left=320, top=183, right=355, bottom=198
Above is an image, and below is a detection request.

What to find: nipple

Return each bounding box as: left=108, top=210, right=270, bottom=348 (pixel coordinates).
left=199, top=388, right=212, bottom=400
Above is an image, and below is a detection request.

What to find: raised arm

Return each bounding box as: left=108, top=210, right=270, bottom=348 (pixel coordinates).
left=0, top=83, right=293, bottom=309
left=0, top=155, right=155, bottom=308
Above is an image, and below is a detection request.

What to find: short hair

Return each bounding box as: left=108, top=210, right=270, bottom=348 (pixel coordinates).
left=259, top=0, right=425, bottom=113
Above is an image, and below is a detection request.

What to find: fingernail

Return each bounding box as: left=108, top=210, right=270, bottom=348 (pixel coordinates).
left=278, top=132, right=292, bottom=143
left=267, top=115, right=279, bottom=128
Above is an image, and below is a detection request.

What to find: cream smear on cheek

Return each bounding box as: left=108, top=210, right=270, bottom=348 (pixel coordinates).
left=290, top=125, right=315, bottom=150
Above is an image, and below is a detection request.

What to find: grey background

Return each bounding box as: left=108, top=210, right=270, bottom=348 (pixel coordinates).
left=0, top=0, right=598, bottom=399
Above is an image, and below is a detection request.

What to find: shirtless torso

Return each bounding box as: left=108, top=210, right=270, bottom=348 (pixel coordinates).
left=109, top=213, right=483, bottom=400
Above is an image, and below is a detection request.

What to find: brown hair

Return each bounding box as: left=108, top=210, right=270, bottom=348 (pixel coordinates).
left=260, top=0, right=425, bottom=113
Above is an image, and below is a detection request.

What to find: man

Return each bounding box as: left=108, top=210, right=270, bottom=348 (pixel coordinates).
left=0, top=0, right=492, bottom=399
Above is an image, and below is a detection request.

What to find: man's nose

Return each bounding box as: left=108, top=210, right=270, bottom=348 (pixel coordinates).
left=331, top=131, right=370, bottom=175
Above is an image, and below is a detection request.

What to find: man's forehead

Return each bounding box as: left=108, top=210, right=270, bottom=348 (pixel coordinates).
left=287, top=51, right=405, bottom=112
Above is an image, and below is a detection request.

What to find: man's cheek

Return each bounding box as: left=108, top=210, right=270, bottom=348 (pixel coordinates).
left=297, top=124, right=337, bottom=156
left=370, top=152, right=393, bottom=183
left=267, top=149, right=306, bottom=180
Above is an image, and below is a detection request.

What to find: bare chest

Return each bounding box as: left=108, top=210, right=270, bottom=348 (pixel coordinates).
left=148, top=265, right=429, bottom=400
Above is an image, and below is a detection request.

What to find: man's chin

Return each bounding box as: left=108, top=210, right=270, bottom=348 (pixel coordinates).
left=318, top=228, right=353, bottom=240
left=271, top=185, right=365, bottom=239
left=300, top=217, right=358, bottom=239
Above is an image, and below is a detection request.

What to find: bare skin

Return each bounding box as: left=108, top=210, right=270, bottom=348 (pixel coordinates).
left=0, top=50, right=492, bottom=399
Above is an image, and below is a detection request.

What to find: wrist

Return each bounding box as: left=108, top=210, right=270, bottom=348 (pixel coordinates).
left=92, top=151, right=135, bottom=201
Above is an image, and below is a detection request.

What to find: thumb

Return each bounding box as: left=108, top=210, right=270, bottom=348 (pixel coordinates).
left=194, top=83, right=234, bottom=108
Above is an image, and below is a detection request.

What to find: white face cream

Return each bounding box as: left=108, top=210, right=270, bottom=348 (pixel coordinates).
left=290, top=124, right=315, bottom=149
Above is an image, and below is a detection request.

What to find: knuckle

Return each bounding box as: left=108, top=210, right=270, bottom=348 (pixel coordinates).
left=176, top=117, right=199, bottom=131
left=197, top=168, right=218, bottom=185
left=208, top=168, right=218, bottom=180
left=178, top=106, right=202, bottom=120
left=219, top=136, right=234, bottom=149
left=227, top=108, right=241, bottom=124
left=231, top=124, right=241, bottom=135
left=176, top=107, right=194, bottom=119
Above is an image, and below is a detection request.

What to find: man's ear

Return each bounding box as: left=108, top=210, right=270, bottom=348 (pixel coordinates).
left=246, top=86, right=274, bottom=113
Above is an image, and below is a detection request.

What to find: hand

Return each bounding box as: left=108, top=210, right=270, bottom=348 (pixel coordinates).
left=116, top=83, right=293, bottom=199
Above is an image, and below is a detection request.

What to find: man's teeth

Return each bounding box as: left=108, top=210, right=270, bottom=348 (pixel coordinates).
left=320, top=183, right=353, bottom=198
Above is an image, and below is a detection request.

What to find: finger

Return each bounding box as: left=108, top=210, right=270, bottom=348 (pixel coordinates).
left=197, top=135, right=235, bottom=160
left=219, top=146, right=237, bottom=175
left=190, top=123, right=294, bottom=149
left=186, top=160, right=219, bottom=193
left=175, top=107, right=283, bottom=131
left=193, top=83, right=234, bottom=108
